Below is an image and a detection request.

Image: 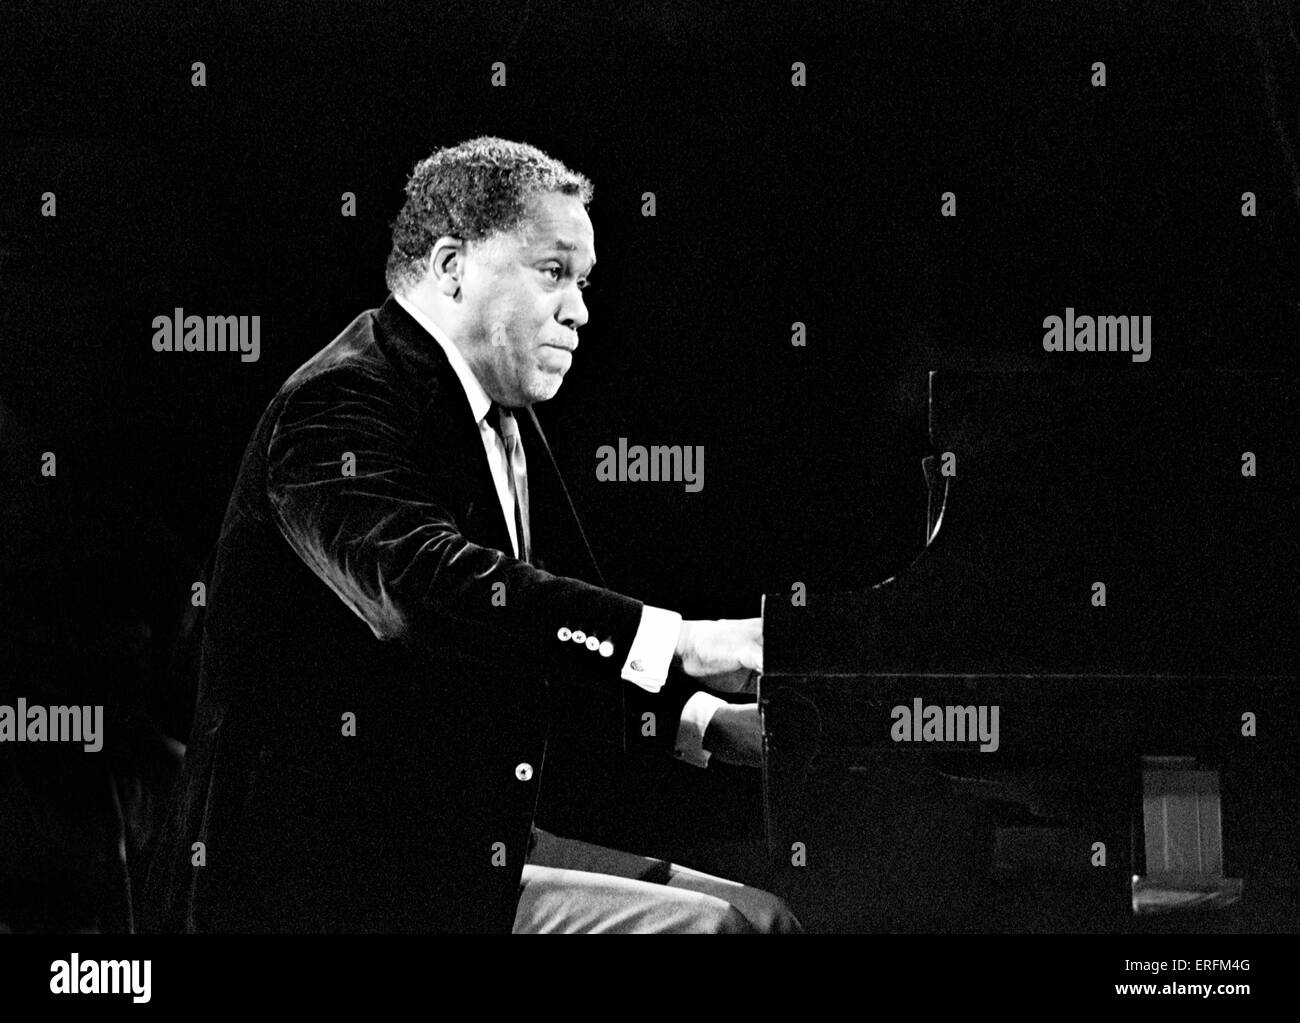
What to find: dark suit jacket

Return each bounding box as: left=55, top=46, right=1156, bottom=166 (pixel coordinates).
left=139, top=295, right=696, bottom=933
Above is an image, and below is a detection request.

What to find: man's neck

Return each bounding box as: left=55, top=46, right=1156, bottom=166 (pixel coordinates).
left=392, top=290, right=497, bottom=419
left=397, top=287, right=467, bottom=352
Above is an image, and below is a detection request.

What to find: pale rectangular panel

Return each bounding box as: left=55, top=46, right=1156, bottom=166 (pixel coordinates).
left=1142, top=766, right=1222, bottom=882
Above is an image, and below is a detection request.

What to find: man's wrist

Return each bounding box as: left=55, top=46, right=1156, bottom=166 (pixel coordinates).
left=674, top=690, right=728, bottom=768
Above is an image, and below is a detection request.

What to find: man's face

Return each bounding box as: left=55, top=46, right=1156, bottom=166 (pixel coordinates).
left=458, top=191, right=594, bottom=407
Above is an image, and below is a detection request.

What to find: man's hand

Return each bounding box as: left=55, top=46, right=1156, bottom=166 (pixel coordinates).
left=674, top=618, right=762, bottom=692
left=703, top=703, right=764, bottom=768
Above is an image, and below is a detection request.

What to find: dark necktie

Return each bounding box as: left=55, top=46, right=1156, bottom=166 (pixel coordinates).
left=488, top=403, right=531, bottom=563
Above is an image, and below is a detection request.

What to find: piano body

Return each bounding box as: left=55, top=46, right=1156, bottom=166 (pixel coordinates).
left=760, top=371, right=1300, bottom=931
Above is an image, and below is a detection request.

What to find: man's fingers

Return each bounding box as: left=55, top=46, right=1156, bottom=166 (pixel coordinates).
left=739, top=618, right=762, bottom=672
left=677, top=617, right=764, bottom=679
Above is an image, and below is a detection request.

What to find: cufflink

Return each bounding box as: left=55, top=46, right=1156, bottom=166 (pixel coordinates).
left=557, top=627, right=572, bottom=642
left=571, top=630, right=587, bottom=644
left=515, top=762, right=534, bottom=781
left=584, top=635, right=600, bottom=652
left=598, top=640, right=614, bottom=658
left=630, top=659, right=644, bottom=672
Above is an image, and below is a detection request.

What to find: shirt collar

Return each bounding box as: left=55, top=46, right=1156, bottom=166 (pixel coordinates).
left=392, top=292, right=494, bottom=427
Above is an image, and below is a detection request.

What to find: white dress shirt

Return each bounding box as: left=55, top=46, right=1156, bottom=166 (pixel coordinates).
left=392, top=293, right=724, bottom=765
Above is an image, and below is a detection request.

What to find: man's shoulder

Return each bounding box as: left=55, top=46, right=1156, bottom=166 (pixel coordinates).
left=231, top=305, right=402, bottom=462
left=277, top=305, right=390, bottom=400
left=247, top=301, right=472, bottom=465
left=272, top=297, right=455, bottom=413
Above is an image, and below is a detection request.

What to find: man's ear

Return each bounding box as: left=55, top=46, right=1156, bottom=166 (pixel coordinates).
left=429, top=236, right=464, bottom=298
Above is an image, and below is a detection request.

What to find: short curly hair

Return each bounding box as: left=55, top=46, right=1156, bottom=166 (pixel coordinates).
left=384, top=136, right=594, bottom=295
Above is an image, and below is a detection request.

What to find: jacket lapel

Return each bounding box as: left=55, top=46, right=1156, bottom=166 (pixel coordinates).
left=518, top=406, right=604, bottom=583
left=372, top=294, right=602, bottom=581
left=372, top=296, right=516, bottom=559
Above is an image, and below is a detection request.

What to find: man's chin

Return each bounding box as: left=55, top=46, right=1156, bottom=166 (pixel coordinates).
left=524, top=372, right=565, bottom=404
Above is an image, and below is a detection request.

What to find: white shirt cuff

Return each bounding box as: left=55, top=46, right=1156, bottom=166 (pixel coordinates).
left=674, top=691, right=728, bottom=768
left=620, top=604, right=682, bottom=694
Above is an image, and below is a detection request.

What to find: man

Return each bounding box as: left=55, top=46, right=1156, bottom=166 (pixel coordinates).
left=140, top=136, right=799, bottom=933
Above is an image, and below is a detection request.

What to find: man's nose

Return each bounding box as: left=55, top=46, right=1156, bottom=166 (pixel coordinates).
left=557, top=287, right=588, bottom=332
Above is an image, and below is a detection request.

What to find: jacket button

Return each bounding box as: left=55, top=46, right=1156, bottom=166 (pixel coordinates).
left=585, top=635, right=600, bottom=652
left=515, top=762, right=534, bottom=781
left=571, top=630, right=587, bottom=644
left=557, top=627, right=572, bottom=641
left=598, top=640, right=615, bottom=658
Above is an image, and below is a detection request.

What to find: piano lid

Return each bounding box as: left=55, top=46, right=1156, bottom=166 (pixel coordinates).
left=764, top=371, right=1300, bottom=679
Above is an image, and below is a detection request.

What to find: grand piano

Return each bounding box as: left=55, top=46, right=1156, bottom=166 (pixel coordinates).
left=759, top=371, right=1300, bottom=932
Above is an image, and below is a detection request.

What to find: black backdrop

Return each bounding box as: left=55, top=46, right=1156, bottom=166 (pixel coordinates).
left=2, top=0, right=1299, bottom=933
left=6, top=0, right=1296, bottom=613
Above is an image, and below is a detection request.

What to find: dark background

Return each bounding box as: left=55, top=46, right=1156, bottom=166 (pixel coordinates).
left=2, top=0, right=1298, bottom=932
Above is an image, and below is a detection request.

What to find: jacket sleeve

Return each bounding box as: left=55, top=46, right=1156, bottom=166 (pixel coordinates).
left=264, top=362, right=646, bottom=681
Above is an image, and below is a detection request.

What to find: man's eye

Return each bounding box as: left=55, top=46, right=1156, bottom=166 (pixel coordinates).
left=543, top=266, right=563, bottom=281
